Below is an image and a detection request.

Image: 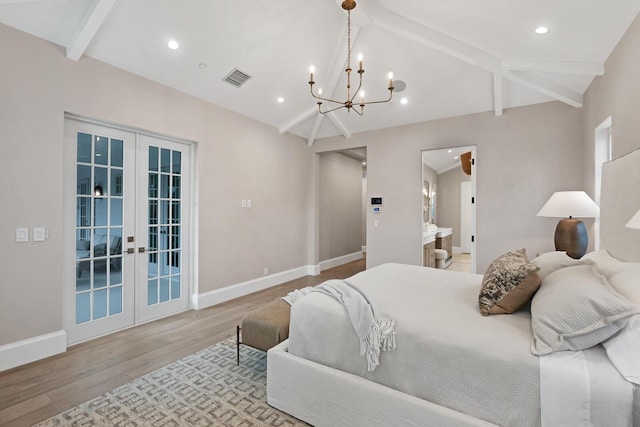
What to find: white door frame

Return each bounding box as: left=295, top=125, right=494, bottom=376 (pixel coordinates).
left=63, top=114, right=197, bottom=345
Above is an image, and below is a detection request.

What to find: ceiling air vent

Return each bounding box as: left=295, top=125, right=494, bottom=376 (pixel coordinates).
left=223, top=68, right=252, bottom=87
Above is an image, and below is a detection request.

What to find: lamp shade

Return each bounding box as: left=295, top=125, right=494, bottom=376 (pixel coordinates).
left=626, top=208, right=640, bottom=229
left=537, top=191, right=600, bottom=218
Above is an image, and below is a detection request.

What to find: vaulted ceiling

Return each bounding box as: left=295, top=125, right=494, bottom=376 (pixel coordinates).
left=1, top=0, right=638, bottom=145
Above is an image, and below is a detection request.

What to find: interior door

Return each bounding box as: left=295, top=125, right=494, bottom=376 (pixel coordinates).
left=64, top=118, right=192, bottom=343
left=64, top=119, right=136, bottom=344
left=135, top=134, right=191, bottom=324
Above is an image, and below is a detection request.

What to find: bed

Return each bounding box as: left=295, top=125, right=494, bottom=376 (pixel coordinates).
left=267, top=148, right=640, bottom=426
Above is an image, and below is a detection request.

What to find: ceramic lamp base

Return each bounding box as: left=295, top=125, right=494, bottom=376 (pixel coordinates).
left=554, top=219, right=588, bottom=259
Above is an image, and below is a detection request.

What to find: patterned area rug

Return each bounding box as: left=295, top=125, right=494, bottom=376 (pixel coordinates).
left=36, top=338, right=308, bottom=426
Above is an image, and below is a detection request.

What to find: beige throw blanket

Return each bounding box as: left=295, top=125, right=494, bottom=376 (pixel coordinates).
left=310, top=279, right=396, bottom=372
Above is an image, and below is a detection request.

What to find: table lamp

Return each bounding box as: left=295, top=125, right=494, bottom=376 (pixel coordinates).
left=537, top=191, right=600, bottom=259
left=626, top=208, right=640, bottom=229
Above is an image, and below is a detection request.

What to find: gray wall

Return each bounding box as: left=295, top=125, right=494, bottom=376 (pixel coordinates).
left=582, top=14, right=640, bottom=194
left=313, top=101, right=584, bottom=273
left=437, top=166, right=471, bottom=247
left=319, top=152, right=364, bottom=261
left=0, top=23, right=311, bottom=346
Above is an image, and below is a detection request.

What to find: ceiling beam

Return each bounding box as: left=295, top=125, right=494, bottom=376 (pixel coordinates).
left=294, top=10, right=365, bottom=145
left=0, top=0, right=56, bottom=3
left=327, top=111, right=351, bottom=139
left=307, top=114, right=324, bottom=146
left=501, top=59, right=604, bottom=76
left=279, top=106, right=317, bottom=135
left=503, top=69, right=583, bottom=107
left=493, top=74, right=503, bottom=116
left=366, top=0, right=584, bottom=108
left=66, top=0, right=117, bottom=61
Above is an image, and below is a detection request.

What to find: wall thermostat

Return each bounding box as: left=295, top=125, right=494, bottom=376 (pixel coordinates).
left=371, top=197, right=383, bottom=205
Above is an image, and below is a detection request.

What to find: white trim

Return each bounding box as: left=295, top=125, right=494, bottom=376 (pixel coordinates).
left=0, top=330, right=67, bottom=372
left=362, top=245, right=367, bottom=253
left=319, top=251, right=363, bottom=271
left=193, top=265, right=318, bottom=310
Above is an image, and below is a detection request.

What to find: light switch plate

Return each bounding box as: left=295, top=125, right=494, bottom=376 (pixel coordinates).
left=16, top=228, right=28, bottom=242
left=33, top=227, right=46, bottom=242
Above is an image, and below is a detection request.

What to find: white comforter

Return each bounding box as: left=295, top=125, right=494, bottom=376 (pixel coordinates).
left=288, top=263, right=638, bottom=426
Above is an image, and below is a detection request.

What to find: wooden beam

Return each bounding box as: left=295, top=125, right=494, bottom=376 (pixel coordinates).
left=327, top=111, right=351, bottom=139
left=504, top=69, right=583, bottom=107
left=278, top=106, right=317, bottom=135
left=493, top=74, right=503, bottom=116
left=501, top=59, right=604, bottom=76
left=307, top=114, right=324, bottom=146
left=366, top=1, right=584, bottom=108
left=66, top=0, right=117, bottom=61
left=0, top=0, right=56, bottom=3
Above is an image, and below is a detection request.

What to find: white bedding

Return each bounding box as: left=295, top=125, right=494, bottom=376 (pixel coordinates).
left=289, top=263, right=540, bottom=426
left=287, top=263, right=638, bottom=426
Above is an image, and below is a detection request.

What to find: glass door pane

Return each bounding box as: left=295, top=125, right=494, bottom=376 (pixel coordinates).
left=136, top=135, right=190, bottom=323
left=74, top=134, right=125, bottom=324
left=64, top=119, right=135, bottom=345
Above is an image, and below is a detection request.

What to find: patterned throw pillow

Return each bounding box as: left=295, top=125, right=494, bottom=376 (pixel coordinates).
left=479, top=249, right=540, bottom=316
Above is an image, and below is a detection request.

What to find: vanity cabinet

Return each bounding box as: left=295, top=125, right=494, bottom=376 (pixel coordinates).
left=423, top=241, right=436, bottom=268
left=436, top=234, right=453, bottom=260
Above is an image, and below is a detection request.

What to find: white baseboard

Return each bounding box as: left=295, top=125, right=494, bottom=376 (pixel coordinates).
left=0, top=330, right=66, bottom=372
left=452, top=247, right=463, bottom=254
left=319, top=251, right=363, bottom=272
left=193, top=265, right=318, bottom=310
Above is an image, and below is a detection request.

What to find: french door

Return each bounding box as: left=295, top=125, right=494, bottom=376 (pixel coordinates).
left=64, top=118, right=191, bottom=344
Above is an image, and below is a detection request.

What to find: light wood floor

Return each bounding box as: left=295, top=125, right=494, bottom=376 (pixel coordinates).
left=0, top=258, right=366, bottom=427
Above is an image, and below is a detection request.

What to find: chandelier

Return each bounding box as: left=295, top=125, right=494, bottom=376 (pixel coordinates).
left=308, top=0, right=393, bottom=116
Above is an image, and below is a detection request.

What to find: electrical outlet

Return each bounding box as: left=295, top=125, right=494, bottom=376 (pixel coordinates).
left=263, top=266, right=269, bottom=276
left=247, top=199, right=252, bottom=208
left=241, top=200, right=247, bottom=208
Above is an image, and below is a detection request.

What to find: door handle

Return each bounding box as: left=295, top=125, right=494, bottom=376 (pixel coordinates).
left=126, top=248, right=134, bottom=254
left=138, top=247, right=146, bottom=253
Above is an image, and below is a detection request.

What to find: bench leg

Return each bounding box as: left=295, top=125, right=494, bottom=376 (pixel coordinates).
left=236, top=325, right=241, bottom=366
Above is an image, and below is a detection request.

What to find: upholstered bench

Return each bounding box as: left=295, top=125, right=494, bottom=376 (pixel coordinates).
left=236, top=298, right=291, bottom=365
left=435, top=249, right=448, bottom=269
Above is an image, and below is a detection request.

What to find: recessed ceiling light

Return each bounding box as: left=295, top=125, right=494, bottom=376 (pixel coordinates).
left=448, top=149, right=452, bottom=153
left=198, top=63, right=207, bottom=69
left=277, top=97, right=285, bottom=103
left=168, top=40, right=179, bottom=50
left=535, top=26, right=549, bottom=35
left=400, top=98, right=408, bottom=105
left=454, top=156, right=459, bottom=160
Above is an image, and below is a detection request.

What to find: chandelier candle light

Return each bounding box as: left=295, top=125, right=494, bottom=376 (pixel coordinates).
left=308, top=0, right=393, bottom=115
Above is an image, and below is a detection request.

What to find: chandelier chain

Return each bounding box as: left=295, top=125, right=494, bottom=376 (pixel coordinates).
left=347, top=9, right=351, bottom=68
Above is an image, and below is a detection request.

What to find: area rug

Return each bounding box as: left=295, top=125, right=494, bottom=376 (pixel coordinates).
left=36, top=338, right=308, bottom=426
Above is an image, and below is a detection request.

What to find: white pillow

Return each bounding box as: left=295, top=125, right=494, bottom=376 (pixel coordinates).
left=602, top=315, right=640, bottom=385
left=609, top=267, right=640, bottom=306
left=531, top=251, right=583, bottom=281
left=582, top=249, right=640, bottom=304
left=582, top=249, right=640, bottom=274
left=530, top=264, right=640, bottom=355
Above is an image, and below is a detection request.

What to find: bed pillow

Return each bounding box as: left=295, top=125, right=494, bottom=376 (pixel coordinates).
left=530, top=264, right=640, bottom=355
left=603, top=315, right=640, bottom=385
left=479, top=249, right=540, bottom=316
left=608, top=268, right=640, bottom=306
left=581, top=249, right=640, bottom=275
left=531, top=251, right=583, bottom=281
left=582, top=250, right=640, bottom=304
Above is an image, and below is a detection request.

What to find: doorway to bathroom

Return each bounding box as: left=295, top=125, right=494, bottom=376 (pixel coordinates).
left=421, top=146, right=476, bottom=273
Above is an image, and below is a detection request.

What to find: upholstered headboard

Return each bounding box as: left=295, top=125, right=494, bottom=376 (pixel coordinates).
left=600, top=148, right=640, bottom=262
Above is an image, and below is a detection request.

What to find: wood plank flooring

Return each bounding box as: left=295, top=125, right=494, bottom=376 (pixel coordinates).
left=0, top=258, right=365, bottom=426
